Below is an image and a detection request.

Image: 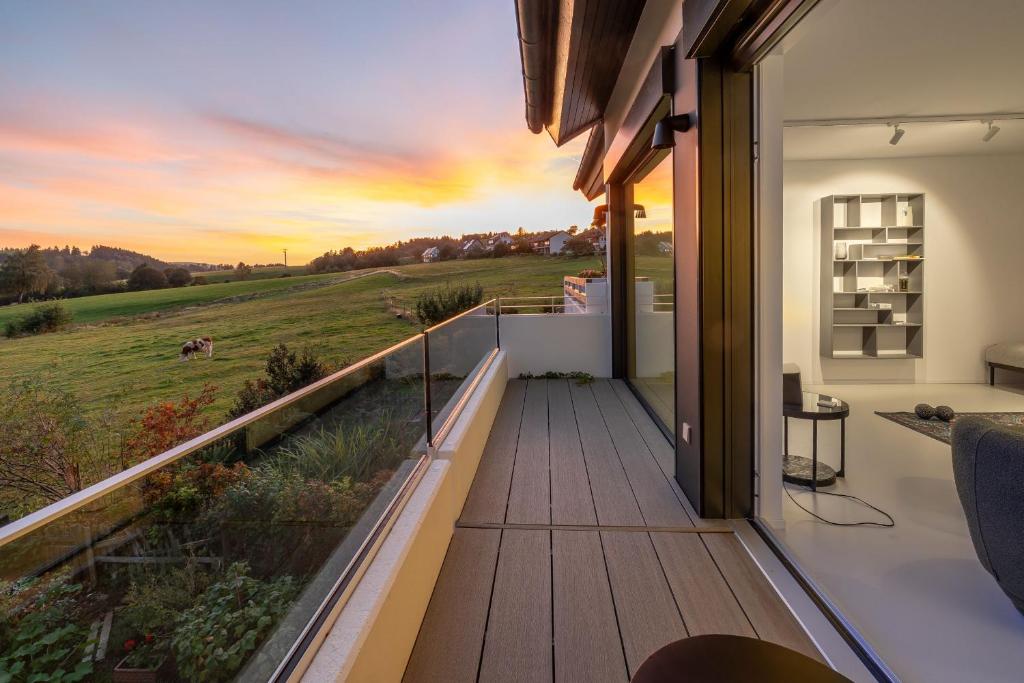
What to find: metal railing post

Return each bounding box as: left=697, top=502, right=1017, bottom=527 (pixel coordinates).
left=495, top=296, right=501, bottom=349
left=422, top=330, right=433, bottom=449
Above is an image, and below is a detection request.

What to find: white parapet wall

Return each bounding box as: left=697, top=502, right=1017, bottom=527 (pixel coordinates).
left=301, top=351, right=508, bottom=683
left=499, top=312, right=612, bottom=378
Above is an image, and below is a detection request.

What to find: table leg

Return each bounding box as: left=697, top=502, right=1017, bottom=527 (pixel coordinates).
left=784, top=416, right=789, bottom=455
left=838, top=418, right=846, bottom=478
left=811, top=420, right=818, bottom=492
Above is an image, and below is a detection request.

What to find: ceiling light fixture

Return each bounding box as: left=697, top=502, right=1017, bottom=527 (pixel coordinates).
left=982, top=120, right=1001, bottom=142
left=889, top=123, right=905, bottom=146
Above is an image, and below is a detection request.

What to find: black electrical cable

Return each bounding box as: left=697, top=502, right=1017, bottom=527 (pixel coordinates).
left=784, top=483, right=895, bottom=528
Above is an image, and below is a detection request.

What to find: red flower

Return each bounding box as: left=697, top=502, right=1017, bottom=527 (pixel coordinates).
left=145, top=633, right=155, bottom=643
left=124, top=639, right=137, bottom=652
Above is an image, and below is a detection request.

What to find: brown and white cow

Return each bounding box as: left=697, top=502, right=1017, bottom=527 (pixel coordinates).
left=179, top=336, right=214, bottom=361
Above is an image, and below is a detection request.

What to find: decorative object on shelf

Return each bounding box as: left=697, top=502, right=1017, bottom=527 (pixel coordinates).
left=899, top=203, right=914, bottom=227
left=936, top=405, right=956, bottom=422
left=915, top=403, right=937, bottom=420
left=899, top=276, right=910, bottom=292
left=834, top=241, right=848, bottom=260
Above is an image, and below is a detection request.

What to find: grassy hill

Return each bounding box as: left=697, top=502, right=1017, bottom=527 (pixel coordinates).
left=0, top=255, right=601, bottom=422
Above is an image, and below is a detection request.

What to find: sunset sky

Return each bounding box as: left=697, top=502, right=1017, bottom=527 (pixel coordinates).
left=0, top=1, right=594, bottom=264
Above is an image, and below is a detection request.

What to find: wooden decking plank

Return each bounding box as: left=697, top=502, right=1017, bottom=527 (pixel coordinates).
left=701, top=533, right=823, bottom=662
left=609, top=379, right=675, bottom=478
left=479, top=529, right=553, bottom=683
left=403, top=528, right=501, bottom=682
left=506, top=379, right=551, bottom=524
left=650, top=532, right=756, bottom=638
left=569, top=382, right=645, bottom=526
left=552, top=530, right=628, bottom=683
left=548, top=380, right=598, bottom=525
left=601, top=531, right=688, bottom=676
left=460, top=380, right=527, bottom=524
left=592, top=381, right=692, bottom=527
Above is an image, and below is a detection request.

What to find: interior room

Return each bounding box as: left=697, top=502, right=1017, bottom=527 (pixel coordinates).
left=758, top=1, right=1024, bottom=681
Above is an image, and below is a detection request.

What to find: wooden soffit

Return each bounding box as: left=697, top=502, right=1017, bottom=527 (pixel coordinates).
left=516, top=0, right=647, bottom=146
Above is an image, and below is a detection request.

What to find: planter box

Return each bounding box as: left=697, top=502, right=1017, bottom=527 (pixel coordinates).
left=113, top=656, right=166, bottom=683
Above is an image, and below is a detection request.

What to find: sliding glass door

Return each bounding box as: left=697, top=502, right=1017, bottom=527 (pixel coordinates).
left=627, top=154, right=675, bottom=436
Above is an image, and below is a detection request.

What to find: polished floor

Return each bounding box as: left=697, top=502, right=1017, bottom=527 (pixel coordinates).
left=771, top=382, right=1024, bottom=683
left=404, top=379, right=821, bottom=682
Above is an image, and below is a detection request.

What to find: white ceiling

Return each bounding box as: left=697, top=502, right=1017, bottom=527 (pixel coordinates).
left=782, top=0, right=1024, bottom=160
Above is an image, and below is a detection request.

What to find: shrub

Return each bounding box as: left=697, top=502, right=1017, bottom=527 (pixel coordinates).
left=171, top=563, right=297, bottom=683
left=562, top=236, right=595, bottom=256
left=127, top=264, right=167, bottom=290
left=577, top=268, right=606, bottom=279
left=124, top=384, right=218, bottom=464
left=164, top=267, right=193, bottom=287
left=518, top=371, right=594, bottom=385
left=268, top=412, right=404, bottom=483
left=4, top=302, right=72, bottom=337
left=0, top=575, right=94, bottom=682
left=414, top=282, right=484, bottom=326
left=142, top=461, right=250, bottom=518
left=0, top=382, right=111, bottom=505
left=227, top=345, right=331, bottom=419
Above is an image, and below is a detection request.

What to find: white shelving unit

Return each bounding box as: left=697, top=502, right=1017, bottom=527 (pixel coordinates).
left=820, top=194, right=924, bottom=359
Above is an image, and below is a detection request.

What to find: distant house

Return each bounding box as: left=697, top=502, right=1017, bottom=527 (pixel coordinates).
left=530, top=230, right=572, bottom=255
left=460, top=239, right=484, bottom=256
left=657, top=241, right=673, bottom=255
left=486, top=232, right=514, bottom=249
left=422, top=246, right=441, bottom=262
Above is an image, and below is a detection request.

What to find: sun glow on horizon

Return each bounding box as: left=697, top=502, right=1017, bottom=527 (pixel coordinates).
left=0, top=1, right=595, bottom=265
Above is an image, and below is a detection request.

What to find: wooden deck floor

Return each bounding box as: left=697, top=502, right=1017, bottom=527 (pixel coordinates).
left=404, top=379, right=820, bottom=682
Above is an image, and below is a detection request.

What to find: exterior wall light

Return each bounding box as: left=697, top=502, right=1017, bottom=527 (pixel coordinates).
left=982, top=120, right=1000, bottom=142
left=889, top=123, right=905, bottom=145
left=652, top=113, right=692, bottom=150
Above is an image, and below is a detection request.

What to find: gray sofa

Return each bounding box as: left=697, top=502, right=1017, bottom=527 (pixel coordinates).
left=951, top=417, right=1024, bottom=613
left=986, top=343, right=1024, bottom=385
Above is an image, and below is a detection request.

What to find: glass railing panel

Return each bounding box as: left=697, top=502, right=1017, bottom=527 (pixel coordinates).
left=0, top=336, right=426, bottom=682
left=426, top=301, right=498, bottom=444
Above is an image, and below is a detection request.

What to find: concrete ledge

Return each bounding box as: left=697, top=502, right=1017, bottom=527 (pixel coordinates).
left=301, top=352, right=508, bottom=682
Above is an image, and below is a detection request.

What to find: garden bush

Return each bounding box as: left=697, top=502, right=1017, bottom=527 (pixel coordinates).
left=171, top=563, right=297, bottom=682
left=4, top=302, right=72, bottom=338
left=228, top=344, right=331, bottom=419
left=414, top=282, right=483, bottom=326
left=0, top=575, right=93, bottom=682
left=268, top=412, right=404, bottom=483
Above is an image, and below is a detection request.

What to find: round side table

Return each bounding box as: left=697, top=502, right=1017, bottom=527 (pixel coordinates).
left=783, top=391, right=849, bottom=491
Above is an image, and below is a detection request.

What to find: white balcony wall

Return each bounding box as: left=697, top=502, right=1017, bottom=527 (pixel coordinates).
left=500, top=313, right=612, bottom=377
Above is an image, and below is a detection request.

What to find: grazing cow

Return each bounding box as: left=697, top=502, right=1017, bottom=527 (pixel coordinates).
left=180, top=336, right=214, bottom=361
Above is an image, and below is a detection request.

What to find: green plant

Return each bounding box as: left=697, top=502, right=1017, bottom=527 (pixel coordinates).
left=518, top=371, right=595, bottom=385
left=0, top=575, right=93, bottom=682
left=414, top=282, right=483, bottom=326
left=268, top=413, right=404, bottom=483
left=171, top=563, right=297, bottom=682
left=228, top=344, right=331, bottom=419
left=4, top=303, right=72, bottom=338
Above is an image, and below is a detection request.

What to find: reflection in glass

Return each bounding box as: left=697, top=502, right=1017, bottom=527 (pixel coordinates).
left=629, top=156, right=675, bottom=434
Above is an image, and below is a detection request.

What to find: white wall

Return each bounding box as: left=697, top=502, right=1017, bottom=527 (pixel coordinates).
left=500, top=314, right=612, bottom=378
left=783, top=154, right=1024, bottom=383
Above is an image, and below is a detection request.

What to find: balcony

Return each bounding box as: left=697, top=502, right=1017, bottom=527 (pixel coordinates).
left=0, top=298, right=825, bottom=682
left=402, top=378, right=820, bottom=681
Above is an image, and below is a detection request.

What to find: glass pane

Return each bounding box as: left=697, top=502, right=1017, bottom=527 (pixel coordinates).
left=427, top=302, right=498, bottom=441
left=0, top=336, right=426, bottom=682
left=630, top=155, right=675, bottom=433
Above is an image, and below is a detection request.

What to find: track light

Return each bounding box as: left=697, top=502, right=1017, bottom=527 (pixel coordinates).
left=889, top=123, right=905, bottom=146
left=982, top=120, right=1000, bottom=142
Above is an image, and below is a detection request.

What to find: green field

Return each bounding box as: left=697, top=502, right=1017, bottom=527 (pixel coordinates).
left=0, top=255, right=600, bottom=422
left=0, top=271, right=347, bottom=327
left=190, top=265, right=309, bottom=282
